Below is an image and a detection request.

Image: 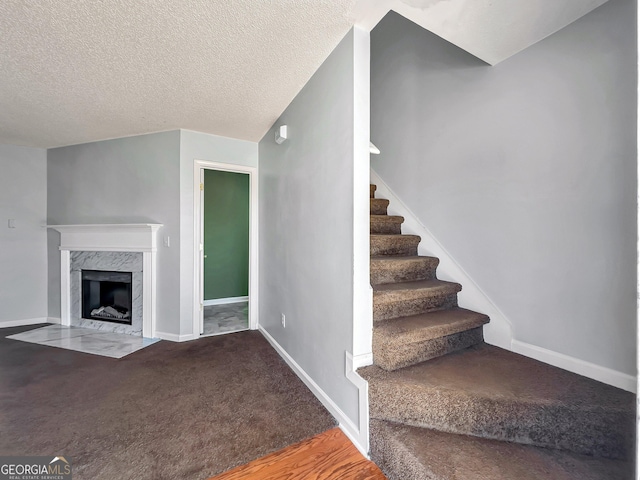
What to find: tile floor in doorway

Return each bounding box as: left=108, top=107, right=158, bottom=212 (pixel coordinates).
left=203, top=301, right=249, bottom=335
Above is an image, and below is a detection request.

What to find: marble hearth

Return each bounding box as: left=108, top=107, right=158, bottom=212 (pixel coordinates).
left=48, top=224, right=162, bottom=338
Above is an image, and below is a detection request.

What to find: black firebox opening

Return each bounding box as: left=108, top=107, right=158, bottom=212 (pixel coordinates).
left=82, top=270, right=133, bottom=325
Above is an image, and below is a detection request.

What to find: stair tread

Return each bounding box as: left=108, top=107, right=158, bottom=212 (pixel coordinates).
left=374, top=308, right=489, bottom=342
left=361, top=343, right=633, bottom=412
left=361, top=344, right=635, bottom=458
left=371, top=420, right=633, bottom=480
left=373, top=278, right=461, bottom=293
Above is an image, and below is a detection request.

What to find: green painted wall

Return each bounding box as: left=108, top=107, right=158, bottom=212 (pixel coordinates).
left=203, top=169, right=249, bottom=300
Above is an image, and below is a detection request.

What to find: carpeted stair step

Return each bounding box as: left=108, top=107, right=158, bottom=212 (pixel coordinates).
left=359, top=344, right=635, bottom=459
left=370, top=420, right=634, bottom=480
left=370, top=234, right=420, bottom=256
left=370, top=215, right=404, bottom=234
left=370, top=198, right=389, bottom=215
left=373, top=308, right=489, bottom=370
left=370, top=184, right=376, bottom=198
left=370, top=255, right=438, bottom=285
left=373, top=279, right=461, bottom=321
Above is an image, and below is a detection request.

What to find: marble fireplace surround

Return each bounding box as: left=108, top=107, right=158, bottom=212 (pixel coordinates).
left=48, top=224, right=162, bottom=338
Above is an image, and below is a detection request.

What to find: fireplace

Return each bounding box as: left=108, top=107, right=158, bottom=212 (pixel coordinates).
left=82, top=270, right=133, bottom=324
left=48, top=223, right=162, bottom=338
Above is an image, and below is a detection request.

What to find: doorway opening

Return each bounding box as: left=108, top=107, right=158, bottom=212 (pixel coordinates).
left=194, top=161, right=258, bottom=337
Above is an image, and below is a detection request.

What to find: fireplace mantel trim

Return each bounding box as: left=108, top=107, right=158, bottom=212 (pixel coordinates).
left=47, top=224, right=162, bottom=253
left=47, top=224, right=162, bottom=338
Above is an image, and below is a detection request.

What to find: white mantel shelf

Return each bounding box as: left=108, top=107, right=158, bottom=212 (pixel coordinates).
left=48, top=223, right=162, bottom=338
left=47, top=224, right=163, bottom=252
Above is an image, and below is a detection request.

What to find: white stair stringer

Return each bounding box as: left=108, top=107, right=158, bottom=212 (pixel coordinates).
left=370, top=169, right=513, bottom=350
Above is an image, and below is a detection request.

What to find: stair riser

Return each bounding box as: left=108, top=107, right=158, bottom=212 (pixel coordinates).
left=373, top=293, right=458, bottom=321
left=370, top=421, right=423, bottom=480
left=370, top=199, right=389, bottom=215
left=371, top=244, right=417, bottom=256
left=370, top=222, right=402, bottom=234
left=368, top=385, right=634, bottom=460
left=374, top=328, right=484, bottom=371
left=370, top=259, right=437, bottom=285
left=371, top=238, right=419, bottom=256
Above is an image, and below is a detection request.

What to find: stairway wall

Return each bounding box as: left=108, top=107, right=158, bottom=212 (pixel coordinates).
left=258, top=28, right=369, bottom=433
left=370, top=0, right=636, bottom=377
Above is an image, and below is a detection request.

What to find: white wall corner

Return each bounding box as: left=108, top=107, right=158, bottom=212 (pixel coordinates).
left=352, top=25, right=374, bottom=365
left=258, top=326, right=368, bottom=456
left=370, top=169, right=514, bottom=350
left=154, top=331, right=197, bottom=342
left=512, top=339, right=637, bottom=393
left=353, top=0, right=393, bottom=31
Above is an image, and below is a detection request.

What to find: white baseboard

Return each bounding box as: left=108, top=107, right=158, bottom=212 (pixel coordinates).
left=512, top=339, right=637, bottom=393
left=0, top=317, right=54, bottom=328
left=203, top=296, right=249, bottom=306
left=370, top=169, right=513, bottom=350
left=258, top=326, right=368, bottom=456
left=154, top=331, right=197, bottom=342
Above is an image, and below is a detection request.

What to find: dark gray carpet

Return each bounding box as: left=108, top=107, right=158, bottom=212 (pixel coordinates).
left=0, top=325, right=336, bottom=480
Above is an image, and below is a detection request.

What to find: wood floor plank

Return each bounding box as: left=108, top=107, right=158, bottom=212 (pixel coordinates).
left=210, top=428, right=386, bottom=480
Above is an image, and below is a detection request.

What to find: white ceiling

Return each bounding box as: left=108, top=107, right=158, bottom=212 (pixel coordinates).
left=378, top=0, right=609, bottom=65
left=0, top=0, right=355, bottom=148
left=0, top=0, right=608, bottom=149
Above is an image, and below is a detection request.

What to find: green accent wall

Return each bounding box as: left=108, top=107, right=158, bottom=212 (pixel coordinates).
left=203, top=169, right=249, bottom=300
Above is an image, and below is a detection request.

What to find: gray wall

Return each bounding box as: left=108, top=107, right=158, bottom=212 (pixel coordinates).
left=259, top=30, right=359, bottom=423
left=0, top=145, right=48, bottom=324
left=371, top=0, right=636, bottom=375
left=47, top=131, right=181, bottom=335
left=179, top=129, right=257, bottom=336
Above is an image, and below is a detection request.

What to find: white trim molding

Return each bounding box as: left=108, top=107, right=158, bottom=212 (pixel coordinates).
left=193, top=160, right=259, bottom=339
left=155, top=331, right=198, bottom=342
left=259, top=326, right=369, bottom=456
left=0, top=317, right=55, bottom=328
left=370, top=169, right=513, bottom=350
left=48, top=224, right=162, bottom=339
left=512, top=339, right=637, bottom=393
left=345, top=352, right=370, bottom=456
left=203, top=296, right=249, bottom=307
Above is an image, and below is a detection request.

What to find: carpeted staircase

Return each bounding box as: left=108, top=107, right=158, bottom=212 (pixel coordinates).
left=359, top=184, right=636, bottom=480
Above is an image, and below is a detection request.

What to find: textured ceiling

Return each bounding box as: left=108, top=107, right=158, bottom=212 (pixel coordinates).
left=0, top=0, right=355, bottom=148
left=1, top=0, right=609, bottom=148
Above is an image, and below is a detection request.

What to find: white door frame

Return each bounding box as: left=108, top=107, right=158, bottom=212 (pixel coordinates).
left=193, top=160, right=258, bottom=336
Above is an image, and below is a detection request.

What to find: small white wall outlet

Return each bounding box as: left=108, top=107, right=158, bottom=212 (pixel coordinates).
left=164, top=236, right=170, bottom=247
left=281, top=313, right=286, bottom=328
